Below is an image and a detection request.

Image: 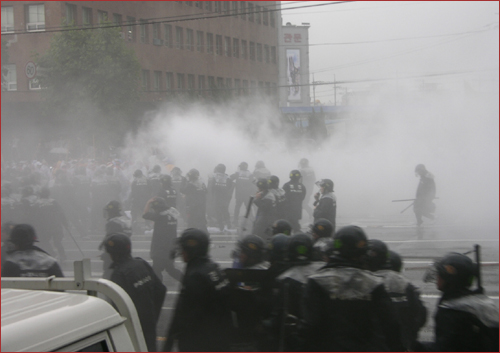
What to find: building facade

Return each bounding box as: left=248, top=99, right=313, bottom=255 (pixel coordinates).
left=1, top=1, right=281, bottom=138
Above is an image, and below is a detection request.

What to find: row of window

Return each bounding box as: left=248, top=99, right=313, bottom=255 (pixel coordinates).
left=1, top=4, right=44, bottom=32
left=142, top=70, right=276, bottom=96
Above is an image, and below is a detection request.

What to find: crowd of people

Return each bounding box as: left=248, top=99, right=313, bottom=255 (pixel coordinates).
left=1, top=157, right=498, bottom=352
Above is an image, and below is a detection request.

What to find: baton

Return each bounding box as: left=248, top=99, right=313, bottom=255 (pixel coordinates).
left=475, top=244, right=484, bottom=294
left=65, top=225, right=86, bottom=259
left=393, top=197, right=439, bottom=202
left=242, top=196, right=254, bottom=232
left=400, top=202, right=414, bottom=214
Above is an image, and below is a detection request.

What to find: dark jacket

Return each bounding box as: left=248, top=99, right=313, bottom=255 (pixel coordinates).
left=165, top=256, right=231, bottom=352
left=181, top=180, right=207, bottom=231
left=301, top=257, right=403, bottom=352
left=110, top=257, right=167, bottom=352
left=282, top=180, right=307, bottom=221
left=252, top=190, right=276, bottom=239
left=230, top=170, right=255, bottom=200
left=414, top=290, right=499, bottom=352
left=142, top=208, right=178, bottom=259
left=2, top=246, right=64, bottom=277
left=313, top=192, right=336, bottom=231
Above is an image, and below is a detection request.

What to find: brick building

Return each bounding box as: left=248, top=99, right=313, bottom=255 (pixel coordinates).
left=1, top=1, right=281, bottom=155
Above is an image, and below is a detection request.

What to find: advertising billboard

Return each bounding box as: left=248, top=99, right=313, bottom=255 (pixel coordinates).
left=286, top=49, right=301, bottom=101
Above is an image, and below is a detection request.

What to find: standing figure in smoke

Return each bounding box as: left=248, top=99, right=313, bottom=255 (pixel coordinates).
left=208, top=164, right=233, bottom=233
left=129, top=169, right=151, bottom=235
left=268, top=175, right=287, bottom=223
left=282, top=169, right=307, bottom=233
left=230, top=162, right=255, bottom=228
left=148, top=164, right=163, bottom=198
left=253, top=160, right=271, bottom=180
left=252, top=178, right=276, bottom=240
left=413, top=164, right=436, bottom=227
left=313, top=179, right=336, bottom=233
left=170, top=167, right=187, bottom=229
left=298, top=158, right=316, bottom=222
left=181, top=168, right=208, bottom=233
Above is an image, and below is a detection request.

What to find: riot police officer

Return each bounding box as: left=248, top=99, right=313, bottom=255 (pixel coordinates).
left=181, top=168, right=208, bottom=233
left=130, top=169, right=150, bottom=234
left=313, top=179, right=336, bottom=232
left=282, top=170, right=307, bottom=233
left=310, top=218, right=334, bottom=262
left=230, top=162, right=255, bottom=227
left=252, top=178, right=276, bottom=240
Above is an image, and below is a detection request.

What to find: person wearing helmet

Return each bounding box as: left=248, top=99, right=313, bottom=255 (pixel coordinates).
left=147, top=164, right=162, bottom=198
left=2, top=224, right=64, bottom=278
left=143, top=196, right=182, bottom=282
left=165, top=228, right=231, bottom=352
left=129, top=169, right=151, bottom=234
left=181, top=168, right=208, bottom=233
left=208, top=164, right=234, bottom=233
left=252, top=178, right=276, bottom=240
left=230, top=161, right=255, bottom=227
left=236, top=234, right=269, bottom=269
left=298, top=158, right=316, bottom=222
left=310, top=218, right=334, bottom=262
left=157, top=174, right=177, bottom=209
left=313, top=178, right=336, bottom=232
left=282, top=169, right=307, bottom=233
left=253, top=160, right=271, bottom=180
left=268, top=175, right=287, bottom=221
left=271, top=219, right=292, bottom=236
left=105, top=233, right=166, bottom=353
left=100, top=200, right=132, bottom=279
left=170, top=167, right=187, bottom=229
left=413, top=164, right=436, bottom=226
left=301, top=226, right=403, bottom=351
left=415, top=252, right=499, bottom=352
left=365, top=240, right=427, bottom=351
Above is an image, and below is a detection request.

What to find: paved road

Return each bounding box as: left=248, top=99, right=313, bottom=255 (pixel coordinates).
left=58, top=215, right=499, bottom=349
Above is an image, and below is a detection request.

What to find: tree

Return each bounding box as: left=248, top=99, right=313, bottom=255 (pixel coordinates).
left=36, top=24, right=141, bottom=148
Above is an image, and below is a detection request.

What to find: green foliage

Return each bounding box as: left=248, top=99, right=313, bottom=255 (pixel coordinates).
left=36, top=23, right=141, bottom=144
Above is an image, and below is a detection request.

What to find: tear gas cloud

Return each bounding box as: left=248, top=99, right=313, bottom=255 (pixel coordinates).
left=122, top=88, right=498, bottom=231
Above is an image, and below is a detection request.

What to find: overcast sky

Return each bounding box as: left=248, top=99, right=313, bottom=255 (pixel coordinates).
left=280, top=1, right=499, bottom=105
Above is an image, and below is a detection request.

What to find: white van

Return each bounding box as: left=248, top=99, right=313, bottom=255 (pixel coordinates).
left=1, top=259, right=148, bottom=352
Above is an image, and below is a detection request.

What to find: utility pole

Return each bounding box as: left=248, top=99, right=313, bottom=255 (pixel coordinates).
left=312, top=73, right=316, bottom=106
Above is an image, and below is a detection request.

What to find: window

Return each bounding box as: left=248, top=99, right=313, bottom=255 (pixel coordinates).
left=26, top=4, right=45, bottom=31
left=214, top=1, right=221, bottom=13
left=186, top=1, right=193, bottom=6
left=127, top=17, right=135, bottom=41
left=270, top=11, right=275, bottom=27
left=207, top=33, right=214, bottom=54
left=215, top=35, right=222, bottom=56
left=186, top=29, right=194, bottom=51
left=113, top=13, right=122, bottom=26
left=248, top=3, right=254, bottom=22
left=271, top=46, right=276, bottom=64
left=140, top=19, right=148, bottom=43
left=241, top=40, right=247, bottom=59
left=249, top=41, right=255, bottom=61
left=196, top=31, right=204, bottom=52
left=97, top=10, right=107, bottom=24
left=176, top=26, right=183, bottom=49
left=2, top=64, right=16, bottom=91
left=225, top=78, right=232, bottom=96
left=205, top=2, right=212, bottom=11
left=217, top=77, right=224, bottom=89
left=264, top=45, right=269, bottom=63
left=2, top=7, right=14, bottom=33
left=232, top=2, right=238, bottom=14
left=65, top=4, right=76, bottom=26
left=166, top=72, right=174, bottom=91
left=232, top=38, right=239, bottom=58
left=188, top=74, right=195, bottom=92
left=257, top=43, right=262, bottom=62
left=222, top=2, right=229, bottom=14
left=198, top=75, right=205, bottom=95
left=153, top=23, right=162, bottom=45
left=82, top=7, right=92, bottom=26
left=177, top=73, right=185, bottom=90
left=208, top=76, right=215, bottom=96
left=154, top=71, right=162, bottom=91
left=142, top=70, right=150, bottom=90
left=234, top=79, right=241, bottom=96
left=224, top=37, right=231, bottom=57
left=242, top=80, right=249, bottom=95
left=164, top=24, right=172, bottom=47
left=255, top=5, right=261, bottom=24
left=240, top=2, right=246, bottom=20
left=195, top=2, right=202, bottom=8
left=263, top=9, right=268, bottom=26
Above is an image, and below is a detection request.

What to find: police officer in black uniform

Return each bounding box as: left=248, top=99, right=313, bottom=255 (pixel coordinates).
left=157, top=174, right=177, bottom=209
left=2, top=224, right=64, bottom=278
left=271, top=219, right=293, bottom=237
left=181, top=169, right=208, bottom=233
left=310, top=218, right=334, bottom=262
left=301, top=226, right=403, bottom=351
left=282, top=170, right=307, bottom=233
left=313, top=179, right=336, bottom=232
left=230, top=162, right=255, bottom=227
left=208, top=164, right=233, bottom=232
left=413, top=164, right=436, bottom=226
left=148, top=164, right=162, bottom=198
left=130, top=169, right=150, bottom=234
left=366, top=239, right=427, bottom=350
left=105, top=233, right=166, bottom=352
left=414, top=252, right=499, bottom=351
left=252, top=178, right=276, bottom=240
left=170, top=167, right=187, bottom=229
left=164, top=228, right=231, bottom=352
left=268, top=175, right=287, bottom=222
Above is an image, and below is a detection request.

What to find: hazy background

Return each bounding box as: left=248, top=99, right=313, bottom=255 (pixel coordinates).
left=120, top=1, right=498, bottom=228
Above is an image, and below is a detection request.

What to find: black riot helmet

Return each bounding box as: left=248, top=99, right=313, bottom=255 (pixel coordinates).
left=9, top=224, right=38, bottom=249
left=214, top=164, right=226, bottom=173
left=311, top=218, right=333, bottom=239
left=255, top=160, right=266, bottom=169
left=256, top=178, right=269, bottom=190
left=299, top=158, right=309, bottom=168
left=104, top=233, right=132, bottom=262
left=268, top=175, right=280, bottom=189
left=151, top=196, right=168, bottom=211
left=366, top=239, right=389, bottom=271
left=171, top=167, right=182, bottom=176
left=103, top=200, right=122, bottom=220
left=239, top=162, right=248, bottom=171
left=237, top=234, right=265, bottom=263
left=186, top=168, right=200, bottom=182
left=267, top=233, right=291, bottom=263
left=388, top=250, right=403, bottom=272
left=435, top=252, right=476, bottom=291
left=271, top=219, right=292, bottom=236
left=160, top=174, right=172, bottom=188
left=332, top=225, right=368, bottom=260
left=176, top=228, right=210, bottom=259
left=289, top=169, right=302, bottom=180
left=315, top=179, right=334, bottom=193
left=152, top=165, right=161, bottom=173
left=287, top=233, right=313, bottom=262
left=133, top=169, right=143, bottom=178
